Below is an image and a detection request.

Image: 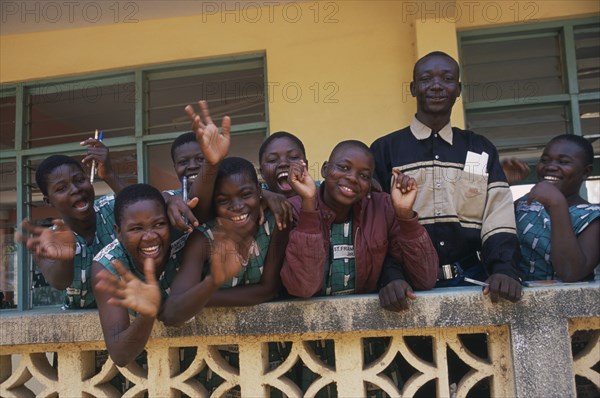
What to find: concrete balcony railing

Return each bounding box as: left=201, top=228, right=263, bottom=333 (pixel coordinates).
left=1, top=284, right=599, bottom=397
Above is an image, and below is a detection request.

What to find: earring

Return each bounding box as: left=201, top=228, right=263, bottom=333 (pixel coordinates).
left=367, top=192, right=371, bottom=199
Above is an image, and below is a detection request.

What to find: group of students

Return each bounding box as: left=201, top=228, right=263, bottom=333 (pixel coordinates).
left=17, top=51, right=599, bottom=393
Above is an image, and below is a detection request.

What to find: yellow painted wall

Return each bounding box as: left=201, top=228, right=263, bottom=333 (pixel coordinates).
left=456, top=0, right=599, bottom=29
left=1, top=0, right=598, bottom=167
left=1, top=1, right=416, bottom=167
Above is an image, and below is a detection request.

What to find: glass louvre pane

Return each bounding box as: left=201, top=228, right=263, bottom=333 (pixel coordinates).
left=580, top=101, right=600, bottom=137
left=147, top=131, right=266, bottom=192
left=26, top=157, right=62, bottom=307
left=0, top=95, right=16, bottom=150
left=575, top=26, right=600, bottom=93
left=147, top=142, right=178, bottom=192
left=580, top=101, right=600, bottom=162
left=0, top=161, right=17, bottom=309
left=147, top=67, right=265, bottom=135
left=28, top=81, right=135, bottom=148
left=461, top=35, right=564, bottom=103
left=466, top=105, right=568, bottom=151
left=228, top=131, right=268, bottom=173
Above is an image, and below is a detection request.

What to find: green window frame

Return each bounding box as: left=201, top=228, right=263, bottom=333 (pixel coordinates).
left=0, top=53, right=269, bottom=311
left=458, top=17, right=600, bottom=185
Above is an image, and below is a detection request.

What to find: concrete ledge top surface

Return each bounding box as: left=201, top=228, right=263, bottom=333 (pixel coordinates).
left=1, top=282, right=599, bottom=346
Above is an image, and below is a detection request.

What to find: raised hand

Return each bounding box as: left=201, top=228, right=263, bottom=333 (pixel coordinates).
left=15, top=219, right=75, bottom=261
left=184, top=100, right=231, bottom=166
left=390, top=169, right=417, bottom=219
left=166, top=195, right=199, bottom=232
left=81, top=137, right=111, bottom=180
left=502, top=158, right=530, bottom=185
left=260, top=190, right=293, bottom=231
left=288, top=161, right=316, bottom=200
left=94, top=258, right=161, bottom=318
left=209, top=217, right=256, bottom=286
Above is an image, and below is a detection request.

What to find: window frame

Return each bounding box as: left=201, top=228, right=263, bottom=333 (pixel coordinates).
left=458, top=16, right=600, bottom=181
left=0, top=52, right=269, bottom=311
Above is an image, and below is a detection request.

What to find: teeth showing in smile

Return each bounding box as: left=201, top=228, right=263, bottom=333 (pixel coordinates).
left=232, top=214, right=249, bottom=223
left=141, top=246, right=159, bottom=255
left=74, top=200, right=89, bottom=211
left=188, top=174, right=198, bottom=181
left=339, top=185, right=354, bottom=194
left=277, top=171, right=289, bottom=180
left=544, top=176, right=559, bottom=182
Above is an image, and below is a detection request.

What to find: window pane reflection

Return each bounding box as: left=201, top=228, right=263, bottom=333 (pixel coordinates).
left=147, top=131, right=266, bottom=192
left=0, top=161, right=17, bottom=309
left=28, top=80, right=135, bottom=148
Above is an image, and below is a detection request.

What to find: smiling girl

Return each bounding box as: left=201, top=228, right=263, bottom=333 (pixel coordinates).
left=506, top=134, right=600, bottom=281
left=161, top=156, right=289, bottom=324
left=91, top=184, right=188, bottom=366
left=16, top=149, right=123, bottom=309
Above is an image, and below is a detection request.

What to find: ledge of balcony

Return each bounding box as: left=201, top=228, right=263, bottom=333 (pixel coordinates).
left=2, top=282, right=598, bottom=347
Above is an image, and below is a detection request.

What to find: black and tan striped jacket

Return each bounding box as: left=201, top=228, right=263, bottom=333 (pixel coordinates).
left=370, top=118, right=521, bottom=281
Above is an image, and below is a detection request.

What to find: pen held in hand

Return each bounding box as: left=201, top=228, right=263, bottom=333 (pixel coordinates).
left=463, top=277, right=489, bottom=287
left=182, top=176, right=188, bottom=203
left=90, top=130, right=104, bottom=183
left=182, top=176, right=188, bottom=224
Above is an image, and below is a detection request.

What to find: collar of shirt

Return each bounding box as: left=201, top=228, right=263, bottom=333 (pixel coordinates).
left=410, top=117, right=453, bottom=144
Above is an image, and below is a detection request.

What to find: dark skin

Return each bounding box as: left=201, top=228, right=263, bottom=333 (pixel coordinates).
left=165, top=140, right=203, bottom=233
left=288, top=145, right=419, bottom=304
left=384, top=54, right=522, bottom=306
left=505, top=139, right=599, bottom=281
left=410, top=54, right=461, bottom=133
left=181, top=100, right=292, bottom=230
left=17, top=164, right=97, bottom=289
left=259, top=136, right=377, bottom=226
left=16, top=142, right=127, bottom=290
left=502, top=158, right=531, bottom=185
left=92, top=199, right=170, bottom=366
left=183, top=100, right=232, bottom=227
left=161, top=173, right=289, bottom=326
left=260, top=136, right=307, bottom=198
left=80, top=137, right=128, bottom=194
left=259, top=136, right=302, bottom=230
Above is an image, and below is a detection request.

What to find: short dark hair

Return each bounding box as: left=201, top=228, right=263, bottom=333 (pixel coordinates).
left=548, top=134, right=594, bottom=166
left=330, top=139, right=373, bottom=160
left=258, top=131, right=307, bottom=164
left=35, top=155, right=83, bottom=197
left=413, top=51, right=460, bottom=82
left=216, top=157, right=259, bottom=187
left=170, top=132, right=198, bottom=162
left=114, top=183, right=166, bottom=227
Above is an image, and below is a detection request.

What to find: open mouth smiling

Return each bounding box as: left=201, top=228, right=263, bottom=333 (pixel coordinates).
left=231, top=213, right=249, bottom=223
left=140, top=245, right=160, bottom=256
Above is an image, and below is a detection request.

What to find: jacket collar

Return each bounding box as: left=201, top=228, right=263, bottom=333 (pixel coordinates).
left=316, top=183, right=365, bottom=224
left=410, top=116, right=453, bottom=144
